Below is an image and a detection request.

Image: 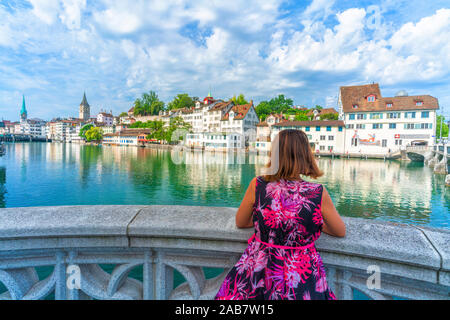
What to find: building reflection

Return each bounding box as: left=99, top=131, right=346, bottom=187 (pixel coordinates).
left=0, top=167, right=6, bottom=208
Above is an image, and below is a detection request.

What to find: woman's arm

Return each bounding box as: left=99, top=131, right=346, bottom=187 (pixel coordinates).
left=235, top=177, right=256, bottom=228
left=321, top=186, right=346, bottom=237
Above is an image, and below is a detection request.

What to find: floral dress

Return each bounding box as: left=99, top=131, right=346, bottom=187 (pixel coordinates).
left=215, top=176, right=336, bottom=300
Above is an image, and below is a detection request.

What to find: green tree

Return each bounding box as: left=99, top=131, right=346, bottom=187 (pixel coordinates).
left=167, top=93, right=195, bottom=110
left=255, top=94, right=294, bottom=120
left=85, top=127, right=103, bottom=142
left=231, top=94, right=248, bottom=105
left=436, top=115, right=449, bottom=142
left=133, top=91, right=165, bottom=116
left=319, top=113, right=339, bottom=120
left=119, top=112, right=128, bottom=117
left=294, top=113, right=311, bottom=121
left=79, top=123, right=93, bottom=139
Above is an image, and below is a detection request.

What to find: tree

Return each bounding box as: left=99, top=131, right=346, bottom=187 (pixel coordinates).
left=255, top=94, right=294, bottom=120
left=294, top=112, right=310, bottom=121
left=133, top=91, right=165, bottom=116
left=79, top=123, right=94, bottom=139
left=167, top=94, right=194, bottom=110
left=85, top=127, right=103, bottom=142
left=119, top=112, right=128, bottom=117
left=436, top=115, right=449, bottom=142
left=231, top=94, right=248, bottom=105
left=319, top=113, right=339, bottom=121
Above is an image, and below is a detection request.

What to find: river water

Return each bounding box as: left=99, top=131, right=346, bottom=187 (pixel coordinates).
left=1, top=142, right=448, bottom=229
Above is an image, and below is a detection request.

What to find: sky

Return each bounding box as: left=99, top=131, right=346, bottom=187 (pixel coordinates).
left=0, top=0, right=449, bottom=121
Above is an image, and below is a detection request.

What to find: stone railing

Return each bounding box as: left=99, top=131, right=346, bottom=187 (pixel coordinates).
left=0, top=205, right=448, bottom=300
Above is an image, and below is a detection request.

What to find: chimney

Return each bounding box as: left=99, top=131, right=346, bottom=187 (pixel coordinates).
left=250, top=100, right=253, bottom=105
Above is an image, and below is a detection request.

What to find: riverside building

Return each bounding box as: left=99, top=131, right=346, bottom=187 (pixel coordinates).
left=271, top=120, right=345, bottom=154
left=338, top=83, right=439, bottom=155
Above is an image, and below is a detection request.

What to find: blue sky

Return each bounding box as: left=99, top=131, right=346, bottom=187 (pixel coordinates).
left=0, top=0, right=449, bottom=121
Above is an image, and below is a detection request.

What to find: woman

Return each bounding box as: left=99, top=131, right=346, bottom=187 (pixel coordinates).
left=215, top=129, right=346, bottom=300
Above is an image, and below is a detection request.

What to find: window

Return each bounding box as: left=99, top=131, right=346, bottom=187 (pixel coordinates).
left=387, top=112, right=400, bottom=119
left=357, top=114, right=366, bottom=120
left=320, top=146, right=325, bottom=151
left=305, top=126, right=310, bottom=132
left=328, top=136, right=334, bottom=141
left=370, top=113, right=383, bottom=120
left=404, top=123, right=415, bottom=129
left=316, top=126, right=321, bottom=131
left=386, top=103, right=393, bottom=108
left=320, top=135, right=326, bottom=140
left=328, top=146, right=333, bottom=151
left=367, top=95, right=376, bottom=102
left=327, top=126, right=331, bottom=131
left=382, top=140, right=387, bottom=147
left=372, top=123, right=383, bottom=129
left=349, top=114, right=355, bottom=120
left=389, top=123, right=396, bottom=129
left=356, top=124, right=365, bottom=129
left=405, top=112, right=416, bottom=119
left=421, top=111, right=429, bottom=118
left=416, top=101, right=423, bottom=106
left=346, top=124, right=354, bottom=129
left=353, top=104, right=358, bottom=109
left=338, top=126, right=343, bottom=132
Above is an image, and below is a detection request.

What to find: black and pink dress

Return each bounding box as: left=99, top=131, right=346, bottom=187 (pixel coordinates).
left=215, top=176, right=336, bottom=300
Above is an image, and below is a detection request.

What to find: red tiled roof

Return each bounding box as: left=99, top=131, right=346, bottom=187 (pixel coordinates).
left=340, top=83, right=439, bottom=112
left=221, top=101, right=254, bottom=121
left=256, top=121, right=268, bottom=127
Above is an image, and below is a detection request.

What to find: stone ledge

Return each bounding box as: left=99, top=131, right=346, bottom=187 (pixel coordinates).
left=0, top=205, right=448, bottom=285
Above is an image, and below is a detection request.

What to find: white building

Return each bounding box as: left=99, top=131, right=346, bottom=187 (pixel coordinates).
left=271, top=120, right=346, bottom=154
left=18, top=118, right=46, bottom=137
left=338, top=83, right=439, bottom=155
left=103, top=129, right=151, bottom=146
left=220, top=101, right=259, bottom=141
left=185, top=132, right=245, bottom=151
left=97, top=112, right=114, bottom=126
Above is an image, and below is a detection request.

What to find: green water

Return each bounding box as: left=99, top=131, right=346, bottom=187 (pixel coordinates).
left=1, top=142, right=448, bottom=228
left=0, top=142, right=448, bottom=300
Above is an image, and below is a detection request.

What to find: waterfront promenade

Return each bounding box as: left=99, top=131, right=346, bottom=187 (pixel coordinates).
left=0, top=205, right=448, bottom=300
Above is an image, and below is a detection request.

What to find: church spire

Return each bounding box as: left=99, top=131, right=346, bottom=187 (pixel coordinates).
left=20, top=95, right=27, bottom=121
left=80, top=91, right=90, bottom=107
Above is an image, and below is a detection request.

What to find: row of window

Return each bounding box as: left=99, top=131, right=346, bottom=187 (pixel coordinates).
left=348, top=111, right=430, bottom=120
left=346, top=123, right=432, bottom=130
left=277, top=126, right=343, bottom=132
left=353, top=98, right=423, bottom=108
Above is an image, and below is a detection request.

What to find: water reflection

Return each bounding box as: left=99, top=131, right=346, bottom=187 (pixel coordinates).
left=2, top=143, right=448, bottom=228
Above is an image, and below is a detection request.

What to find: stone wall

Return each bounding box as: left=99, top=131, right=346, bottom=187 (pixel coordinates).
left=0, top=205, right=448, bottom=300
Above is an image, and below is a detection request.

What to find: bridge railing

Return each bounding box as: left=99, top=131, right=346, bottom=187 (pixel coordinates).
left=0, top=205, right=448, bottom=300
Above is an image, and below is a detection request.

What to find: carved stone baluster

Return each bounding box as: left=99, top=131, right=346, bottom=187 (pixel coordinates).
left=155, top=251, right=173, bottom=299
left=54, top=251, right=67, bottom=300
left=143, top=250, right=153, bottom=300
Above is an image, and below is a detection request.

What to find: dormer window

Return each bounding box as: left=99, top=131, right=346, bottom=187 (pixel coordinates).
left=352, top=104, right=358, bottom=109
left=416, top=101, right=423, bottom=106
left=386, top=103, right=392, bottom=108
left=367, top=95, right=376, bottom=102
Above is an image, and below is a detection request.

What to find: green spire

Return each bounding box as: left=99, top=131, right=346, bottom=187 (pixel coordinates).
left=208, top=86, right=212, bottom=97
left=20, top=95, right=27, bottom=120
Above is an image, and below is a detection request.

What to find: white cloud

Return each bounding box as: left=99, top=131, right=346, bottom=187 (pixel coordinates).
left=0, top=1, right=449, bottom=121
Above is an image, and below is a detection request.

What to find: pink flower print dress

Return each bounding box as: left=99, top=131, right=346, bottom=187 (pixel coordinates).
left=215, top=176, right=336, bottom=300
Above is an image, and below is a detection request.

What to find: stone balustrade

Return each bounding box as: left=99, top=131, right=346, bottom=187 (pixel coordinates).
left=0, top=205, right=448, bottom=300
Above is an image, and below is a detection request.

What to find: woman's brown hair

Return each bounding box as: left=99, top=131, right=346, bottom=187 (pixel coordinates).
left=263, top=129, right=323, bottom=182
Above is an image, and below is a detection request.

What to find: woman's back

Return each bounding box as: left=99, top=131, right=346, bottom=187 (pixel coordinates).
left=253, top=176, right=323, bottom=247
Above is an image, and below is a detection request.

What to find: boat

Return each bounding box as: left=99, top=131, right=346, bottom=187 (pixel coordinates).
left=0, top=142, right=5, bottom=156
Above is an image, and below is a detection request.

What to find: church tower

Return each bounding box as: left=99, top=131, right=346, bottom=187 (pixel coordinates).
left=79, top=92, right=90, bottom=121
left=20, top=95, right=27, bottom=122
